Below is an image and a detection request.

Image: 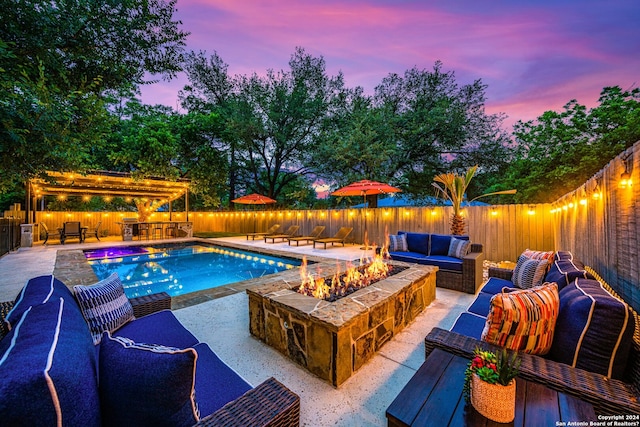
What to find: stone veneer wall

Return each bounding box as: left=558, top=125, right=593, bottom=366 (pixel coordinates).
left=247, top=262, right=437, bottom=387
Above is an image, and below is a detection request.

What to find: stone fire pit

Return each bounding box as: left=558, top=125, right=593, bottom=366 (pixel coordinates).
left=247, top=261, right=437, bottom=387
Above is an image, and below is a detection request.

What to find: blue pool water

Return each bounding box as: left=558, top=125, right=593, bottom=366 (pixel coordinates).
left=85, top=242, right=301, bottom=298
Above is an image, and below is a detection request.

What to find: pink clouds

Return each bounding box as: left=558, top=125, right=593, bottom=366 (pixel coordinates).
left=140, top=0, right=640, bottom=129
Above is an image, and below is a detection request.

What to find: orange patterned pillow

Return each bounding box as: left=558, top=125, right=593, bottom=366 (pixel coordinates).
left=481, top=282, right=559, bottom=355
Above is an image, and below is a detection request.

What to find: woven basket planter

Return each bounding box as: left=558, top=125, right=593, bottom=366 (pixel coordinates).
left=470, top=374, right=516, bottom=423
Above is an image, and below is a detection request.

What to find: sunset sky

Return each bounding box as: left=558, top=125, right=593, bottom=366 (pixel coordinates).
left=140, top=0, right=640, bottom=128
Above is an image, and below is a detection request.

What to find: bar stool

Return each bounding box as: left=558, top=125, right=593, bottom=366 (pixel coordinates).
left=165, top=222, right=177, bottom=238
left=137, top=223, right=150, bottom=240
left=151, top=223, right=164, bottom=239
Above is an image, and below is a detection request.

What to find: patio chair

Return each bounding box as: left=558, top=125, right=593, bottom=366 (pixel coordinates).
left=313, top=227, right=353, bottom=249
left=40, top=222, right=60, bottom=245
left=288, top=225, right=326, bottom=246
left=165, top=222, right=178, bottom=238
left=84, top=221, right=102, bottom=242
left=60, top=221, right=83, bottom=244
left=245, top=224, right=280, bottom=240
left=264, top=225, right=300, bottom=243
left=137, top=223, right=150, bottom=240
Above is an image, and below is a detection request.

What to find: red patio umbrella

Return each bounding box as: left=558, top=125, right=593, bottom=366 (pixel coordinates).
left=232, top=193, right=277, bottom=233
left=332, top=180, right=401, bottom=248
left=231, top=193, right=277, bottom=205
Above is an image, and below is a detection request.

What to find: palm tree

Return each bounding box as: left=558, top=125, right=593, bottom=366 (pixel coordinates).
left=433, top=166, right=516, bottom=235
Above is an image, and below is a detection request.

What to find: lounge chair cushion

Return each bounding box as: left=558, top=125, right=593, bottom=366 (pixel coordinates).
left=0, top=297, right=100, bottom=426
left=480, top=277, right=513, bottom=295
left=450, top=312, right=486, bottom=340
left=545, top=259, right=595, bottom=290
left=512, top=254, right=548, bottom=289
left=481, top=282, right=559, bottom=355
left=549, top=278, right=635, bottom=379
left=398, top=231, right=429, bottom=254
left=99, top=332, right=199, bottom=427
left=387, top=251, right=431, bottom=264
left=115, top=309, right=200, bottom=349
left=73, top=273, right=135, bottom=344
left=193, top=343, right=253, bottom=417
left=4, top=275, right=76, bottom=329
left=388, top=234, right=408, bottom=252
left=429, top=234, right=453, bottom=256
left=448, top=237, right=471, bottom=259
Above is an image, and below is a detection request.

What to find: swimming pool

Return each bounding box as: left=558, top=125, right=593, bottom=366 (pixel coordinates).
left=85, top=242, right=301, bottom=298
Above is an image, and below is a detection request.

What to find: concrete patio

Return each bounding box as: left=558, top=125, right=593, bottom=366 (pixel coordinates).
left=0, top=236, right=474, bottom=426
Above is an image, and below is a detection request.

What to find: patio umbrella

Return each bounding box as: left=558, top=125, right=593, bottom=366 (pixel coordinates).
left=332, top=180, right=401, bottom=248
left=231, top=193, right=277, bottom=205
left=232, top=193, right=277, bottom=233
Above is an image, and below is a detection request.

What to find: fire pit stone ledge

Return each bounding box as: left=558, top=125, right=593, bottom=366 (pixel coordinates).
left=247, top=261, right=437, bottom=387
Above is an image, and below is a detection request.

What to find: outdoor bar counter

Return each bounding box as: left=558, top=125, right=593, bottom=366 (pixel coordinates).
left=117, top=220, right=193, bottom=241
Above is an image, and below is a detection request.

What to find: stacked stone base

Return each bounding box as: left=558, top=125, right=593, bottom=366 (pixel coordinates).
left=248, top=262, right=437, bottom=387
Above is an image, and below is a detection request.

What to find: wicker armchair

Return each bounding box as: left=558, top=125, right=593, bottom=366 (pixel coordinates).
left=0, top=293, right=300, bottom=427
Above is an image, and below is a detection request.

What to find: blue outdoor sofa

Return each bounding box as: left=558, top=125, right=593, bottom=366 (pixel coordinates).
left=0, top=275, right=300, bottom=426
left=386, top=231, right=484, bottom=294
left=423, top=250, right=640, bottom=415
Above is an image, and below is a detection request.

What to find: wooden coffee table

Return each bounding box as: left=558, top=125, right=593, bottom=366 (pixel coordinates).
left=386, top=348, right=596, bottom=426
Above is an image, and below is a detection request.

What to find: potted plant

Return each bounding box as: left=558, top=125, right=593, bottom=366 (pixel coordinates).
left=463, top=347, right=521, bottom=423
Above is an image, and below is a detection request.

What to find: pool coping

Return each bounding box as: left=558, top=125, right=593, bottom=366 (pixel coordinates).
left=53, top=238, right=350, bottom=310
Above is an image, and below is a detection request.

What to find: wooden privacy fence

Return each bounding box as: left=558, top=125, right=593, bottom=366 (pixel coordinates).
left=35, top=204, right=554, bottom=262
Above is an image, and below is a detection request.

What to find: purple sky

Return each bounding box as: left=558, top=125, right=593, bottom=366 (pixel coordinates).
left=140, top=0, right=640, bottom=128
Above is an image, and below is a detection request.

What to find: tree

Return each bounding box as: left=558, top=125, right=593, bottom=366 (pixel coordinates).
left=0, top=0, right=188, bottom=191
left=499, top=86, right=640, bottom=203
left=181, top=47, right=346, bottom=202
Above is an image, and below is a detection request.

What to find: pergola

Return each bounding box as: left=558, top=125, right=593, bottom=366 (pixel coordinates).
left=27, top=171, right=191, bottom=223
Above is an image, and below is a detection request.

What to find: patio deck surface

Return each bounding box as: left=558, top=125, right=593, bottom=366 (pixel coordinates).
left=0, top=236, right=474, bottom=426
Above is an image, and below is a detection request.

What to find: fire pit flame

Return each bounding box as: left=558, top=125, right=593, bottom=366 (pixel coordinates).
left=297, top=246, right=393, bottom=301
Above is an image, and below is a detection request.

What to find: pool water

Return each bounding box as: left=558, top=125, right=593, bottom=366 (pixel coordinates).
left=85, top=242, right=301, bottom=298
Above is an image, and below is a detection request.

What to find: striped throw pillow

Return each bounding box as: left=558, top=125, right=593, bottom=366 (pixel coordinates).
left=481, top=282, right=559, bottom=355
left=512, top=254, right=548, bottom=289
left=448, top=237, right=471, bottom=259
left=73, top=273, right=134, bottom=344
left=522, top=249, right=555, bottom=261
left=389, top=234, right=408, bottom=252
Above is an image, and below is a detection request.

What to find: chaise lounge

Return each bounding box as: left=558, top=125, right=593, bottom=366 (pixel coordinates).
left=0, top=275, right=300, bottom=426
left=245, top=224, right=280, bottom=240
left=264, top=225, right=300, bottom=243
left=288, top=225, right=325, bottom=246
left=313, top=226, right=353, bottom=249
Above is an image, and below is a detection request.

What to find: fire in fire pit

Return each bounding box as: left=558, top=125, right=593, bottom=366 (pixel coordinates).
left=297, top=249, right=401, bottom=302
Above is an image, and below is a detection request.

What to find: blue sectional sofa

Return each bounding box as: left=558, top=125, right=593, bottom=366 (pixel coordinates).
left=0, top=275, right=299, bottom=427
left=387, top=231, right=484, bottom=293
left=424, top=251, right=640, bottom=415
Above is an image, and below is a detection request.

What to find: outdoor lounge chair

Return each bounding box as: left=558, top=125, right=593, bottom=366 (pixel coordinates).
left=40, top=222, right=59, bottom=245
left=313, top=227, right=353, bottom=249
left=60, top=221, right=83, bottom=244
left=84, top=221, right=101, bottom=242
left=245, top=224, right=280, bottom=240
left=264, top=225, right=300, bottom=243
left=287, top=225, right=325, bottom=246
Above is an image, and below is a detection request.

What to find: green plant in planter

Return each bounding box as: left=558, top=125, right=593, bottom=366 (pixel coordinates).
left=432, top=166, right=516, bottom=235
left=463, top=347, right=521, bottom=402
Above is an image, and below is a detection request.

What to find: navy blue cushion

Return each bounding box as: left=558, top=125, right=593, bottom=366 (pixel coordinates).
left=430, top=234, right=452, bottom=256
left=114, top=310, right=199, bottom=349
left=388, top=251, right=431, bottom=264
left=193, top=343, right=252, bottom=418
left=480, top=277, right=513, bottom=295
left=554, top=250, right=574, bottom=261
left=0, top=297, right=100, bottom=426
left=398, top=231, right=429, bottom=254
left=549, top=278, right=635, bottom=379
left=5, top=275, right=76, bottom=328
left=423, top=255, right=463, bottom=272
left=545, top=259, right=595, bottom=290
left=99, top=332, right=199, bottom=427
left=467, top=292, right=495, bottom=317
left=450, top=312, right=486, bottom=340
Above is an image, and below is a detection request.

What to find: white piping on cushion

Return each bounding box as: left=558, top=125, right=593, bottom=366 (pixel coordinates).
left=572, top=279, right=595, bottom=369
left=0, top=306, right=31, bottom=366
left=45, top=297, right=64, bottom=427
